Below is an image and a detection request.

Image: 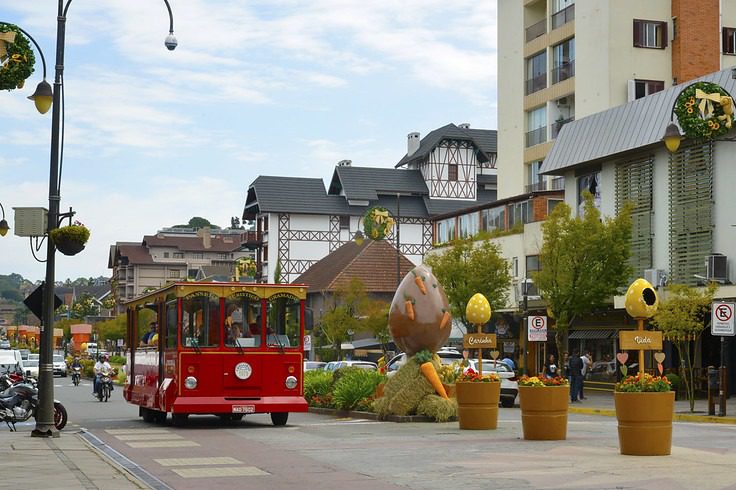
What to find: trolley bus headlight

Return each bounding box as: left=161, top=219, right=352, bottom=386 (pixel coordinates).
left=184, top=376, right=198, bottom=389
left=234, top=362, right=252, bottom=380
left=285, top=375, right=298, bottom=389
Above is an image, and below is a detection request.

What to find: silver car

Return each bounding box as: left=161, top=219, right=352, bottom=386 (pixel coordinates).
left=52, top=354, right=67, bottom=377
left=466, top=359, right=518, bottom=407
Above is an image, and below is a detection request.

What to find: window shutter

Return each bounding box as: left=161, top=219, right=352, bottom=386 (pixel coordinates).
left=723, top=27, right=728, bottom=53
left=662, top=22, right=668, bottom=48
left=633, top=20, right=641, bottom=47
left=627, top=79, right=636, bottom=102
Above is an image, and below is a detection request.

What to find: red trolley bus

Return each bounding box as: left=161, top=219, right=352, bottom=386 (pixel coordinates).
left=123, top=281, right=308, bottom=425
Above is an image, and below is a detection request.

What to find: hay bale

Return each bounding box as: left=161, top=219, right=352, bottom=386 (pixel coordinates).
left=417, top=394, right=457, bottom=422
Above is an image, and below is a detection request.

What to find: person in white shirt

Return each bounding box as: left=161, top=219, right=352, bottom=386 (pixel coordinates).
left=579, top=351, right=592, bottom=399
left=93, top=354, right=112, bottom=396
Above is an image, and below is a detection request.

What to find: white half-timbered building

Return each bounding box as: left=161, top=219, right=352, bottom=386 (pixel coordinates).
left=242, top=123, right=498, bottom=283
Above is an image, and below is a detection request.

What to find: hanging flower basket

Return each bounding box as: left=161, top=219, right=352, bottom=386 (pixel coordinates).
left=0, top=24, right=36, bottom=91
left=50, top=221, right=90, bottom=256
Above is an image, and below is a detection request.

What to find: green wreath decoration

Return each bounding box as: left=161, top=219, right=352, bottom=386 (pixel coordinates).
left=362, top=206, right=395, bottom=240
left=0, top=24, right=35, bottom=91
left=673, top=81, right=734, bottom=140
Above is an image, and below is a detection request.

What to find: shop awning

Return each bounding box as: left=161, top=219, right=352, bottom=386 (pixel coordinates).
left=568, top=329, right=616, bottom=339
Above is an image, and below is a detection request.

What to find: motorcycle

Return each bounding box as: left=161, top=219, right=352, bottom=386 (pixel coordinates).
left=97, top=369, right=113, bottom=402
left=0, top=373, right=67, bottom=431
left=71, top=367, right=81, bottom=386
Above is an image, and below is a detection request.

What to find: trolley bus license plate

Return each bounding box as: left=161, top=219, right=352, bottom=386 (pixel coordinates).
left=232, top=405, right=255, bottom=414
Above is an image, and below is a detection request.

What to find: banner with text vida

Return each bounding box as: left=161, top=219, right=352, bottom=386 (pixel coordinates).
left=528, top=316, right=547, bottom=342
left=618, top=330, right=663, bottom=350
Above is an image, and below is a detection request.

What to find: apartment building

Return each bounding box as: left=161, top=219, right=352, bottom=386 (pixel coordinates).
left=498, top=0, right=736, bottom=200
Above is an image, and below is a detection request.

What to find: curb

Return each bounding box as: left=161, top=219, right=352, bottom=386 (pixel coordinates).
left=308, top=407, right=454, bottom=423
left=569, top=406, right=736, bottom=424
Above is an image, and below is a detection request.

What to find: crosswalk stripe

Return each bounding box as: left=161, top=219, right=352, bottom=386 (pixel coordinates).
left=127, top=441, right=200, bottom=448
left=155, top=457, right=242, bottom=466
left=172, top=467, right=269, bottom=478
left=116, top=434, right=184, bottom=441
left=106, top=428, right=171, bottom=435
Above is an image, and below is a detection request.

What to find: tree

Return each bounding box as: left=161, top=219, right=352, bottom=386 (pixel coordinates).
left=1, top=289, right=23, bottom=302
left=274, top=259, right=283, bottom=284
left=651, top=283, right=717, bottom=412
left=535, top=193, right=632, bottom=357
left=71, top=293, right=99, bottom=320
left=318, top=278, right=369, bottom=360
left=424, top=238, right=511, bottom=326
left=361, top=299, right=391, bottom=356
left=95, top=314, right=127, bottom=344
left=174, top=217, right=221, bottom=229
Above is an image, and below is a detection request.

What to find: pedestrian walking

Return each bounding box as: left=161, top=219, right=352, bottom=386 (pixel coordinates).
left=569, top=350, right=583, bottom=403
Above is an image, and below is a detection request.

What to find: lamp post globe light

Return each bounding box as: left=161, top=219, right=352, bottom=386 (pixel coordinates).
left=0, top=0, right=177, bottom=438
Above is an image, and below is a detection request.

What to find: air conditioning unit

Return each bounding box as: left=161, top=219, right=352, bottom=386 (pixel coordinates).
left=706, top=254, right=729, bottom=282
left=520, top=278, right=541, bottom=300
left=556, top=96, right=569, bottom=107
left=644, top=269, right=666, bottom=288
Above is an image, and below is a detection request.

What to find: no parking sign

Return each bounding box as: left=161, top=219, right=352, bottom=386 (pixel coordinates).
left=712, top=302, right=736, bottom=336
left=528, top=315, right=547, bottom=341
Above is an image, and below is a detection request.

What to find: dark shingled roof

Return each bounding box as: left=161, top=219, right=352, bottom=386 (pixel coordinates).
left=396, top=123, right=497, bottom=168
left=243, top=175, right=352, bottom=218
left=142, top=233, right=246, bottom=252
left=327, top=166, right=429, bottom=201
left=113, top=244, right=154, bottom=265
left=295, top=239, right=415, bottom=293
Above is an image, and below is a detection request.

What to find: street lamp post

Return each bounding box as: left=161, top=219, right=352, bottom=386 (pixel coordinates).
left=31, top=0, right=177, bottom=438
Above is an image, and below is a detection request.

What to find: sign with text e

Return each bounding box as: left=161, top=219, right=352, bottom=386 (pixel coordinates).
left=712, top=302, right=736, bottom=336
left=463, top=333, right=497, bottom=349
left=528, top=315, right=547, bottom=342
left=304, top=335, right=312, bottom=351
left=619, top=330, right=663, bottom=350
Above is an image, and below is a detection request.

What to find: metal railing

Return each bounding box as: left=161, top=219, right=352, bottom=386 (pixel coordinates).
left=525, top=126, right=547, bottom=147
left=525, top=18, right=546, bottom=42
left=525, top=73, right=547, bottom=95
left=551, top=60, right=575, bottom=84
left=551, top=116, right=575, bottom=138
left=551, top=4, right=575, bottom=29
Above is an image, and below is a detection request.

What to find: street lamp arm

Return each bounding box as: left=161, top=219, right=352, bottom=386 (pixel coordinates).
left=0, top=21, right=47, bottom=79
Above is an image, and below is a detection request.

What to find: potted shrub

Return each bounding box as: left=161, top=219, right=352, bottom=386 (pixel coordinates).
left=517, top=375, right=569, bottom=440
left=50, top=220, right=90, bottom=256
left=614, top=372, right=674, bottom=456
left=455, top=368, right=500, bottom=430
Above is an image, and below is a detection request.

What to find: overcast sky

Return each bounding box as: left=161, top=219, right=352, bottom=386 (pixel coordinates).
left=0, top=0, right=497, bottom=282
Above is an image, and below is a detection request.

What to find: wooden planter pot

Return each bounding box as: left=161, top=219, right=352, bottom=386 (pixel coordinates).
left=614, top=391, right=675, bottom=456
left=518, top=385, right=569, bottom=440
left=456, top=381, right=500, bottom=430
left=443, top=383, right=456, bottom=398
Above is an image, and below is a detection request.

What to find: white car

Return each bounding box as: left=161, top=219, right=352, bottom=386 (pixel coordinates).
left=324, top=360, right=378, bottom=372
left=466, top=359, right=518, bottom=407
left=23, top=359, right=39, bottom=379
left=52, top=354, right=67, bottom=377
left=385, top=347, right=465, bottom=377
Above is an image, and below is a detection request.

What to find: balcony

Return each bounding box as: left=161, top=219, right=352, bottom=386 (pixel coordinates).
left=524, top=177, right=566, bottom=193
left=551, top=4, right=575, bottom=29
left=551, top=60, right=575, bottom=84
left=525, top=181, right=548, bottom=193
left=526, top=126, right=547, bottom=147
left=525, top=18, right=546, bottom=42
left=551, top=116, right=575, bottom=139
left=550, top=176, right=565, bottom=190
left=525, top=73, right=547, bottom=95
left=242, top=230, right=263, bottom=248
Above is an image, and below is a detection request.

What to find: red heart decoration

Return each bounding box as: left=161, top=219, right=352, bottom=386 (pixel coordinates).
left=657, top=363, right=664, bottom=375
left=616, top=352, right=629, bottom=364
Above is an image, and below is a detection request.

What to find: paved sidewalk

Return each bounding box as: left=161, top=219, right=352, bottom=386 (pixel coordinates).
left=0, top=426, right=147, bottom=490
left=0, top=393, right=732, bottom=490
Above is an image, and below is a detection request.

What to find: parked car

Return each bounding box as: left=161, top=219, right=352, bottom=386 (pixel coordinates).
left=23, top=359, right=39, bottom=379
left=28, top=353, right=39, bottom=361
left=466, top=359, right=518, bottom=408
left=0, top=339, right=10, bottom=349
left=324, top=360, right=378, bottom=372
left=385, top=347, right=464, bottom=377
left=52, top=354, right=68, bottom=377
left=19, top=349, right=30, bottom=360
left=304, top=361, right=326, bottom=371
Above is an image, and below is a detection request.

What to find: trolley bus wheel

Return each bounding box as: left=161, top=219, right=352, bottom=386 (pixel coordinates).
left=154, top=410, right=167, bottom=424
left=270, top=412, right=288, bottom=426
left=141, top=407, right=155, bottom=423
left=172, top=413, right=189, bottom=426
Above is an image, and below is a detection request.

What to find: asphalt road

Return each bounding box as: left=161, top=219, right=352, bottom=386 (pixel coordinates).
left=49, top=379, right=736, bottom=490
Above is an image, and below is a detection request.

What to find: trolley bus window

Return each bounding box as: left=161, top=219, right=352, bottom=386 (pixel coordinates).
left=136, top=306, right=157, bottom=347
left=224, top=296, right=261, bottom=348
left=266, top=295, right=300, bottom=348
left=165, top=301, right=177, bottom=348
left=181, top=292, right=220, bottom=348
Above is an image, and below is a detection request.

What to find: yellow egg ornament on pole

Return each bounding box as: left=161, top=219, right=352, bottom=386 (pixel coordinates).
left=623, top=278, right=659, bottom=374
left=465, top=293, right=492, bottom=372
